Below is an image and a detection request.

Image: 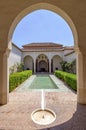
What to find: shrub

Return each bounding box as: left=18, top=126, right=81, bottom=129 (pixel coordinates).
left=65, top=74, right=77, bottom=90
left=16, top=62, right=24, bottom=72
left=60, top=59, right=76, bottom=74
left=54, top=70, right=77, bottom=91
left=9, top=64, right=17, bottom=74
left=9, top=70, right=32, bottom=92
left=60, top=61, right=67, bottom=71
left=9, top=62, right=24, bottom=74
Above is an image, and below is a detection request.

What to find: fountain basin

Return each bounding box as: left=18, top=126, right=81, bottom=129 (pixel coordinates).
left=31, top=108, right=56, bottom=125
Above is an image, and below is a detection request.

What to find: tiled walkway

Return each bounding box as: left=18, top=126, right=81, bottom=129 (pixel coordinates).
left=0, top=76, right=86, bottom=130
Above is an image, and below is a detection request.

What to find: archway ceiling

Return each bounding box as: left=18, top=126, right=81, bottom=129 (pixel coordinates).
left=0, top=1, right=86, bottom=52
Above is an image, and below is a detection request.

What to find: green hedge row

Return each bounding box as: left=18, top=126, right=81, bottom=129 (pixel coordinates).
left=9, top=70, right=32, bottom=92
left=54, top=70, right=77, bottom=91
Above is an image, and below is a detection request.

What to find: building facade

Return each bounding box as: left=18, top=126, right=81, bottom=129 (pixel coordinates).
left=9, top=42, right=76, bottom=73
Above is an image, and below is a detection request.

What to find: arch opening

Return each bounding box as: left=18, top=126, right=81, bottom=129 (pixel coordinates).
left=51, top=55, right=63, bottom=72
left=8, top=2, right=78, bottom=74
left=8, top=2, right=78, bottom=49
left=36, top=54, right=49, bottom=72
left=6, top=2, right=79, bottom=105
left=23, top=55, right=34, bottom=71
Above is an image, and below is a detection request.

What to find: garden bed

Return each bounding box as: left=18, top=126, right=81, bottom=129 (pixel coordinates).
left=9, top=70, right=32, bottom=92
left=54, top=70, right=77, bottom=91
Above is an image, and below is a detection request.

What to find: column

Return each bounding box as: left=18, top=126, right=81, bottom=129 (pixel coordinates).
left=77, top=50, right=86, bottom=104
left=49, top=59, right=51, bottom=73
left=0, top=50, right=9, bottom=105
left=36, top=59, right=38, bottom=72
left=34, top=59, right=36, bottom=73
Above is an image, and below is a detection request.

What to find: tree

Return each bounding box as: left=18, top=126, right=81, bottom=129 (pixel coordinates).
left=16, top=62, right=24, bottom=72
left=60, top=59, right=76, bottom=74
left=60, top=61, right=67, bottom=71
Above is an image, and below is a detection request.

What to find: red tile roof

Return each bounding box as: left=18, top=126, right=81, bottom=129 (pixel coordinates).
left=21, top=42, right=74, bottom=52
left=22, top=42, right=63, bottom=47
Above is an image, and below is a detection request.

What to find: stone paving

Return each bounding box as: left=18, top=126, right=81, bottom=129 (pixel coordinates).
left=0, top=76, right=86, bottom=130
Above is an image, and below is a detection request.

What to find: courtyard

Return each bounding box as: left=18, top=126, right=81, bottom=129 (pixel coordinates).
left=1, top=76, right=86, bottom=129
left=1, top=73, right=86, bottom=130
left=0, top=85, right=77, bottom=130
left=0, top=1, right=86, bottom=130
left=0, top=74, right=78, bottom=130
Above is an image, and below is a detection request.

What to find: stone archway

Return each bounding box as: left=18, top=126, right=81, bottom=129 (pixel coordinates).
left=39, top=61, right=47, bottom=72
left=51, top=55, right=62, bottom=72
left=8, top=2, right=79, bottom=75
left=36, top=54, right=49, bottom=72
left=23, top=55, right=34, bottom=71
left=2, top=1, right=85, bottom=105
left=8, top=3, right=78, bottom=49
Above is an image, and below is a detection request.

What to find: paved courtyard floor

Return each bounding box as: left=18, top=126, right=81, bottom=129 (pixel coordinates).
left=0, top=76, right=86, bottom=130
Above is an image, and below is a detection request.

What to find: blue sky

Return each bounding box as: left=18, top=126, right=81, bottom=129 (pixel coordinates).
left=12, top=9, right=74, bottom=48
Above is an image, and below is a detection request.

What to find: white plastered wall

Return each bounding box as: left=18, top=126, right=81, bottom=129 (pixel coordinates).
left=24, top=56, right=33, bottom=70
left=8, top=44, right=22, bottom=68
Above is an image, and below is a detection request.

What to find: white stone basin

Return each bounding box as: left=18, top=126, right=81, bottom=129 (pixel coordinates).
left=31, top=108, right=56, bottom=125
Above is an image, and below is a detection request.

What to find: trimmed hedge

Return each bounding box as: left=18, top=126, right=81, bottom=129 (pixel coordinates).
left=9, top=70, right=32, bottom=92
left=54, top=70, right=77, bottom=91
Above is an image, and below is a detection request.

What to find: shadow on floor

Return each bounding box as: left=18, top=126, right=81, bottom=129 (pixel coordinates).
left=40, top=103, right=86, bottom=130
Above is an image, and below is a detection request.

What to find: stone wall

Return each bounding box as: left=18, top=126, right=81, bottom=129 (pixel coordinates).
left=65, top=52, right=76, bottom=62
left=8, top=44, right=22, bottom=68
